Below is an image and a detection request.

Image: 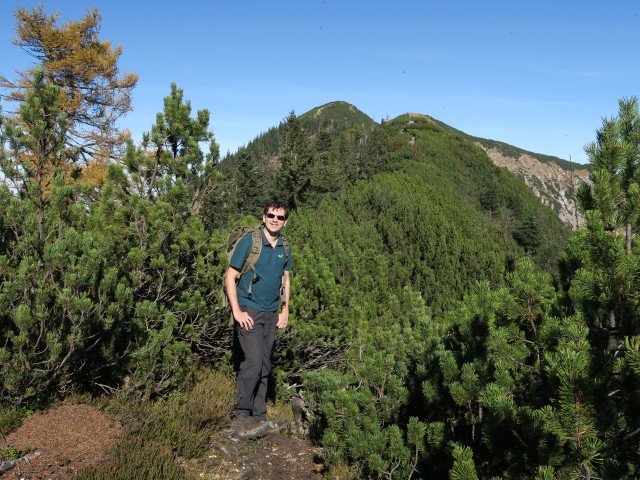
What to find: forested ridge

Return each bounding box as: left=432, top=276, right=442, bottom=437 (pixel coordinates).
left=1, top=6, right=640, bottom=480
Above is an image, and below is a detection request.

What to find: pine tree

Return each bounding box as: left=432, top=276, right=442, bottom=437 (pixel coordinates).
left=574, top=97, right=640, bottom=351
left=577, top=97, right=640, bottom=244
left=479, top=178, right=500, bottom=218
left=97, top=84, right=228, bottom=394
left=0, top=70, right=115, bottom=403
left=124, top=83, right=219, bottom=211
left=338, top=123, right=367, bottom=182
left=559, top=97, right=640, bottom=477
left=0, top=67, right=74, bottom=258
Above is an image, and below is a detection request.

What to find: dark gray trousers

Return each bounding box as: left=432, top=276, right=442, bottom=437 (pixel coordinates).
left=235, top=306, right=278, bottom=418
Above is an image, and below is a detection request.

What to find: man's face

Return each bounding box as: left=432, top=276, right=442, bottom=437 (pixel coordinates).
left=263, top=208, right=288, bottom=234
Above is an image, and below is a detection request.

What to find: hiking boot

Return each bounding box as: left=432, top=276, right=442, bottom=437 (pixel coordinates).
left=229, top=410, right=252, bottom=427
left=233, top=409, right=250, bottom=419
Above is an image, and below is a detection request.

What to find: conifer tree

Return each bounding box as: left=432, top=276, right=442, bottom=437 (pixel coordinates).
left=124, top=83, right=219, bottom=211
left=97, top=83, right=228, bottom=394
left=232, top=150, right=269, bottom=215
left=577, top=97, right=640, bottom=246
left=0, top=67, right=74, bottom=258
left=0, top=69, right=117, bottom=404
left=0, top=82, right=228, bottom=406
left=513, top=212, right=541, bottom=254
left=279, top=111, right=313, bottom=209
left=315, top=130, right=333, bottom=153
left=559, top=97, right=640, bottom=477
left=479, top=179, right=500, bottom=218
left=0, top=5, right=137, bottom=182
left=574, top=97, right=640, bottom=351
left=338, top=123, right=367, bottom=182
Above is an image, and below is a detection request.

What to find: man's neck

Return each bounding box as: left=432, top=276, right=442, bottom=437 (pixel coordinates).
left=263, top=226, right=279, bottom=245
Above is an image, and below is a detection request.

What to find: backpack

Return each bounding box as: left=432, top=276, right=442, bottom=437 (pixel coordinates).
left=222, top=225, right=290, bottom=307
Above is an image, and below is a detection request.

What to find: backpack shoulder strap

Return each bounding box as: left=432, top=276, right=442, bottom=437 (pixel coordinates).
left=281, top=235, right=290, bottom=266
left=242, top=227, right=263, bottom=275
left=278, top=235, right=290, bottom=309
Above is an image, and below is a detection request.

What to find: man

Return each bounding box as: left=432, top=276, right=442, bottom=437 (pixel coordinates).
left=225, top=200, right=291, bottom=423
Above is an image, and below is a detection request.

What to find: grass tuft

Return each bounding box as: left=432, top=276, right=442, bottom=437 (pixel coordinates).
left=107, top=366, right=235, bottom=458
left=76, top=436, right=190, bottom=480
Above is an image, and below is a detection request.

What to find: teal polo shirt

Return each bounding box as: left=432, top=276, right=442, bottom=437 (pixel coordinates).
left=230, top=228, right=292, bottom=312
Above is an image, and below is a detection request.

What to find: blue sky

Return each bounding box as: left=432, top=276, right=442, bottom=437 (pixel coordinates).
left=1, top=1, right=639, bottom=164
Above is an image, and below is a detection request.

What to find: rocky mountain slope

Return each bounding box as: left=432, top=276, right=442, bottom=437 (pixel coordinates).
left=480, top=145, right=590, bottom=229
left=420, top=114, right=591, bottom=229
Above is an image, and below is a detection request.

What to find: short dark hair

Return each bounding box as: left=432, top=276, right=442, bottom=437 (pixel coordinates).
left=264, top=200, right=290, bottom=219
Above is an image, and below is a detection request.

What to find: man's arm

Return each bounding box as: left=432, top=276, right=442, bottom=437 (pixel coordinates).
left=277, top=270, right=290, bottom=328
left=225, top=266, right=254, bottom=330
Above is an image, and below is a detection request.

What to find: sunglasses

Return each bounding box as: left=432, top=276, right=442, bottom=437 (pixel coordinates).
left=266, top=213, right=287, bottom=221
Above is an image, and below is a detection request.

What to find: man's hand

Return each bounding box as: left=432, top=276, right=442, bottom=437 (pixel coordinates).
left=226, top=266, right=253, bottom=329
left=234, top=309, right=254, bottom=330
left=277, top=309, right=288, bottom=329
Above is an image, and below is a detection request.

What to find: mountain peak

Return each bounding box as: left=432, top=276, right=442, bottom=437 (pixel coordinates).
left=402, top=112, right=434, bottom=121
left=300, top=101, right=376, bottom=129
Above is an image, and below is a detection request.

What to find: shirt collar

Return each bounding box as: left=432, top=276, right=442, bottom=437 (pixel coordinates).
left=261, top=226, right=282, bottom=246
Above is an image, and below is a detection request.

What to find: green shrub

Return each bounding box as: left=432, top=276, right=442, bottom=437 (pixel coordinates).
left=0, top=408, right=23, bottom=436
left=76, top=436, right=189, bottom=480
left=108, top=367, right=234, bottom=458
left=1, top=444, right=35, bottom=462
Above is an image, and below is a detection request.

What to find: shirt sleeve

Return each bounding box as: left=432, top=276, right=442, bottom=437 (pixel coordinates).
left=229, top=234, right=252, bottom=270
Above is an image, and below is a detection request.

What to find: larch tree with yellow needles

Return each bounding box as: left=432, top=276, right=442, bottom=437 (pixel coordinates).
left=0, top=4, right=137, bottom=188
